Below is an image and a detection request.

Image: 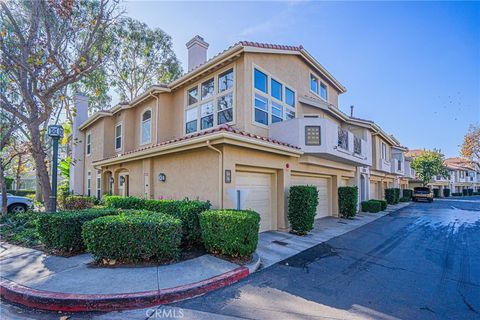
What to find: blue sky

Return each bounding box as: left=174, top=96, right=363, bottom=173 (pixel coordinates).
left=124, top=1, right=480, bottom=158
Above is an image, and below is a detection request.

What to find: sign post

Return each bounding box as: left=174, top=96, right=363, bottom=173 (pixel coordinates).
left=47, top=125, right=64, bottom=212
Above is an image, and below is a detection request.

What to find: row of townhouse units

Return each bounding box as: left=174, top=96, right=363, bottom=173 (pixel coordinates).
left=406, top=151, right=480, bottom=195
left=70, top=36, right=413, bottom=233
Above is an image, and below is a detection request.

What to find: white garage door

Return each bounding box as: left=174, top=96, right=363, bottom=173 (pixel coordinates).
left=236, top=172, right=273, bottom=232
left=291, top=175, right=330, bottom=219
left=369, top=182, right=378, bottom=200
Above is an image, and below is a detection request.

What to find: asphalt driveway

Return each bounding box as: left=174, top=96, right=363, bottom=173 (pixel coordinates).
left=2, top=197, right=479, bottom=319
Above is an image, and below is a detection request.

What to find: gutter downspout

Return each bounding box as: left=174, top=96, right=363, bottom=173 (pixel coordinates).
left=206, top=140, right=223, bottom=209
left=148, top=92, right=159, bottom=144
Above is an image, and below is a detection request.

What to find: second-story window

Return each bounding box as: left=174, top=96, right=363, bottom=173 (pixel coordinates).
left=310, top=73, right=328, bottom=101
left=185, top=68, right=234, bottom=134
left=86, top=133, right=91, bottom=155
left=381, top=142, right=387, bottom=160
left=141, top=110, right=151, bottom=145
left=253, top=67, right=296, bottom=126
left=115, top=123, right=122, bottom=150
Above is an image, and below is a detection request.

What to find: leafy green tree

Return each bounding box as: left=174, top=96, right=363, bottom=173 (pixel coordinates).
left=411, top=150, right=449, bottom=186
left=0, top=0, right=119, bottom=211
left=109, top=17, right=182, bottom=102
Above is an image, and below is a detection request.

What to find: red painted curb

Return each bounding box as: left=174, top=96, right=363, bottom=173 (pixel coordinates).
left=0, top=266, right=249, bottom=312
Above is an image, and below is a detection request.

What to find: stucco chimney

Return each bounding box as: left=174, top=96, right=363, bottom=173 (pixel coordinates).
left=70, top=93, right=89, bottom=195
left=186, top=35, right=209, bottom=72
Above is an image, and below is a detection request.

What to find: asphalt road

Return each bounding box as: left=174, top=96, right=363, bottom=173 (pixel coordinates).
left=2, top=197, right=480, bottom=320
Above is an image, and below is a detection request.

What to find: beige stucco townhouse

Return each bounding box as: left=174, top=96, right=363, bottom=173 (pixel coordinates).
left=70, top=36, right=408, bottom=232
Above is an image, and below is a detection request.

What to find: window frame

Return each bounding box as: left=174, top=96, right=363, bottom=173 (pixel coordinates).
left=309, top=72, right=328, bottom=101
left=96, top=175, right=101, bottom=200
left=85, top=132, right=91, bottom=156
left=87, top=171, right=91, bottom=197
left=140, top=109, right=152, bottom=146
left=115, top=122, right=123, bottom=152
left=305, top=125, right=321, bottom=146
left=184, top=66, right=235, bottom=134
left=251, top=64, right=297, bottom=128
left=381, top=142, right=387, bottom=160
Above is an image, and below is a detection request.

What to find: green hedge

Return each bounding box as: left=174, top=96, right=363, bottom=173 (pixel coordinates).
left=452, top=192, right=463, bottom=196
left=399, top=197, right=410, bottom=202
left=402, top=189, right=413, bottom=200
left=361, top=200, right=382, bottom=213
left=38, top=209, right=117, bottom=253
left=443, top=188, right=450, bottom=197
left=338, top=186, right=358, bottom=219
left=63, top=196, right=97, bottom=210
left=473, top=191, right=480, bottom=196
left=82, top=212, right=182, bottom=263
left=384, top=188, right=395, bottom=205
left=288, top=185, right=318, bottom=235
left=433, top=189, right=440, bottom=198
left=468, top=189, right=474, bottom=196
left=373, top=199, right=387, bottom=211
left=462, top=189, right=468, bottom=196
left=199, top=209, right=260, bottom=257
left=103, top=196, right=211, bottom=245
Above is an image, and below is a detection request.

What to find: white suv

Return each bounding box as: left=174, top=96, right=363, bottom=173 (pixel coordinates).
left=0, top=193, right=34, bottom=213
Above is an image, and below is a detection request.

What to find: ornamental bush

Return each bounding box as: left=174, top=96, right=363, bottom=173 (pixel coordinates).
left=104, top=196, right=210, bottom=245
left=62, top=195, right=97, bottom=210
left=393, top=188, right=401, bottom=204
left=37, top=209, right=117, bottom=253
left=82, top=212, right=182, bottom=263
left=361, top=200, right=382, bottom=213
left=384, top=188, right=396, bottom=205
left=402, top=189, right=413, bottom=200
left=399, top=197, right=410, bottom=202
left=468, top=189, right=474, bottom=196
left=451, top=192, right=463, bottom=196
left=432, top=189, right=440, bottom=198
left=372, top=199, right=388, bottom=211
left=338, top=186, right=358, bottom=219
left=199, top=210, right=260, bottom=257
left=462, top=189, right=468, bottom=196
left=443, top=188, right=450, bottom=197
left=288, top=185, right=319, bottom=235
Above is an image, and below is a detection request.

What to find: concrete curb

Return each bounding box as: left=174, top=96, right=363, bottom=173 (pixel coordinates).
left=245, top=252, right=261, bottom=273
left=0, top=266, right=249, bottom=312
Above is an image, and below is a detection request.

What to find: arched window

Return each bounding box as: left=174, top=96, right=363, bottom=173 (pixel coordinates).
left=141, top=110, right=151, bottom=145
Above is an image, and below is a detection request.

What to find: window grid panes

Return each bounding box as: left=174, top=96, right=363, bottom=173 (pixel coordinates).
left=310, top=75, right=319, bottom=94
left=253, top=68, right=296, bottom=125
left=185, top=69, right=235, bottom=134
left=115, top=125, right=122, bottom=150
left=320, top=83, right=327, bottom=100
left=86, top=134, right=91, bottom=155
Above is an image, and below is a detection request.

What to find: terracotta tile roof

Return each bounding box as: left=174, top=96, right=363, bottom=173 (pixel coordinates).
left=238, top=41, right=303, bottom=52
left=444, top=157, right=478, bottom=171
left=93, top=124, right=301, bottom=163
left=405, top=149, right=426, bottom=157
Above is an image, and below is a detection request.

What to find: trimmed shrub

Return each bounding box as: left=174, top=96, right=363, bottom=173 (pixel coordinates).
left=432, top=189, right=440, bottom=198
left=104, top=196, right=143, bottom=209
left=83, top=212, right=182, bottom=263
left=384, top=188, right=396, bottom=205
left=393, top=188, right=401, bottom=204
left=452, top=192, right=463, bottom=197
left=199, top=209, right=260, bottom=257
left=373, top=199, right=388, bottom=211
left=462, top=189, right=468, bottom=196
left=62, top=196, right=97, bottom=210
left=104, top=196, right=211, bottom=245
left=468, top=189, right=474, bottom=196
left=402, top=189, right=413, bottom=200
left=399, top=197, right=410, bottom=202
left=443, top=188, right=450, bottom=197
left=38, top=209, right=117, bottom=253
left=338, top=186, right=358, bottom=219
left=473, top=191, right=480, bottom=196
left=288, top=185, right=318, bottom=235
left=361, top=200, right=381, bottom=213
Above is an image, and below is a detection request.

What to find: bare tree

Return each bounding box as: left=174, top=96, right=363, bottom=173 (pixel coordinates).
left=0, top=0, right=120, bottom=211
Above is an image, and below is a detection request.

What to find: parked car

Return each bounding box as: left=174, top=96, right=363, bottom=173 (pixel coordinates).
left=0, top=193, right=34, bottom=213
left=412, top=187, right=433, bottom=203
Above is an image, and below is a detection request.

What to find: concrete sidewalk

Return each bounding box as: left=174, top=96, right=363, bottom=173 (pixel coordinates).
left=257, top=202, right=411, bottom=268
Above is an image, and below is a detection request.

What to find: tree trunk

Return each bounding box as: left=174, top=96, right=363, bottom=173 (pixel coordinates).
left=29, top=124, right=52, bottom=212
left=0, top=162, right=8, bottom=216
left=15, top=154, right=23, bottom=191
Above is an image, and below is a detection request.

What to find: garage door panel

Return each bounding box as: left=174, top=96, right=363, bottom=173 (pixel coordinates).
left=236, top=172, right=273, bottom=232
left=291, top=175, right=331, bottom=219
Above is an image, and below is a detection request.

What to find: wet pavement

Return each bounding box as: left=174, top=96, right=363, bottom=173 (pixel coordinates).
left=2, top=197, right=479, bottom=319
